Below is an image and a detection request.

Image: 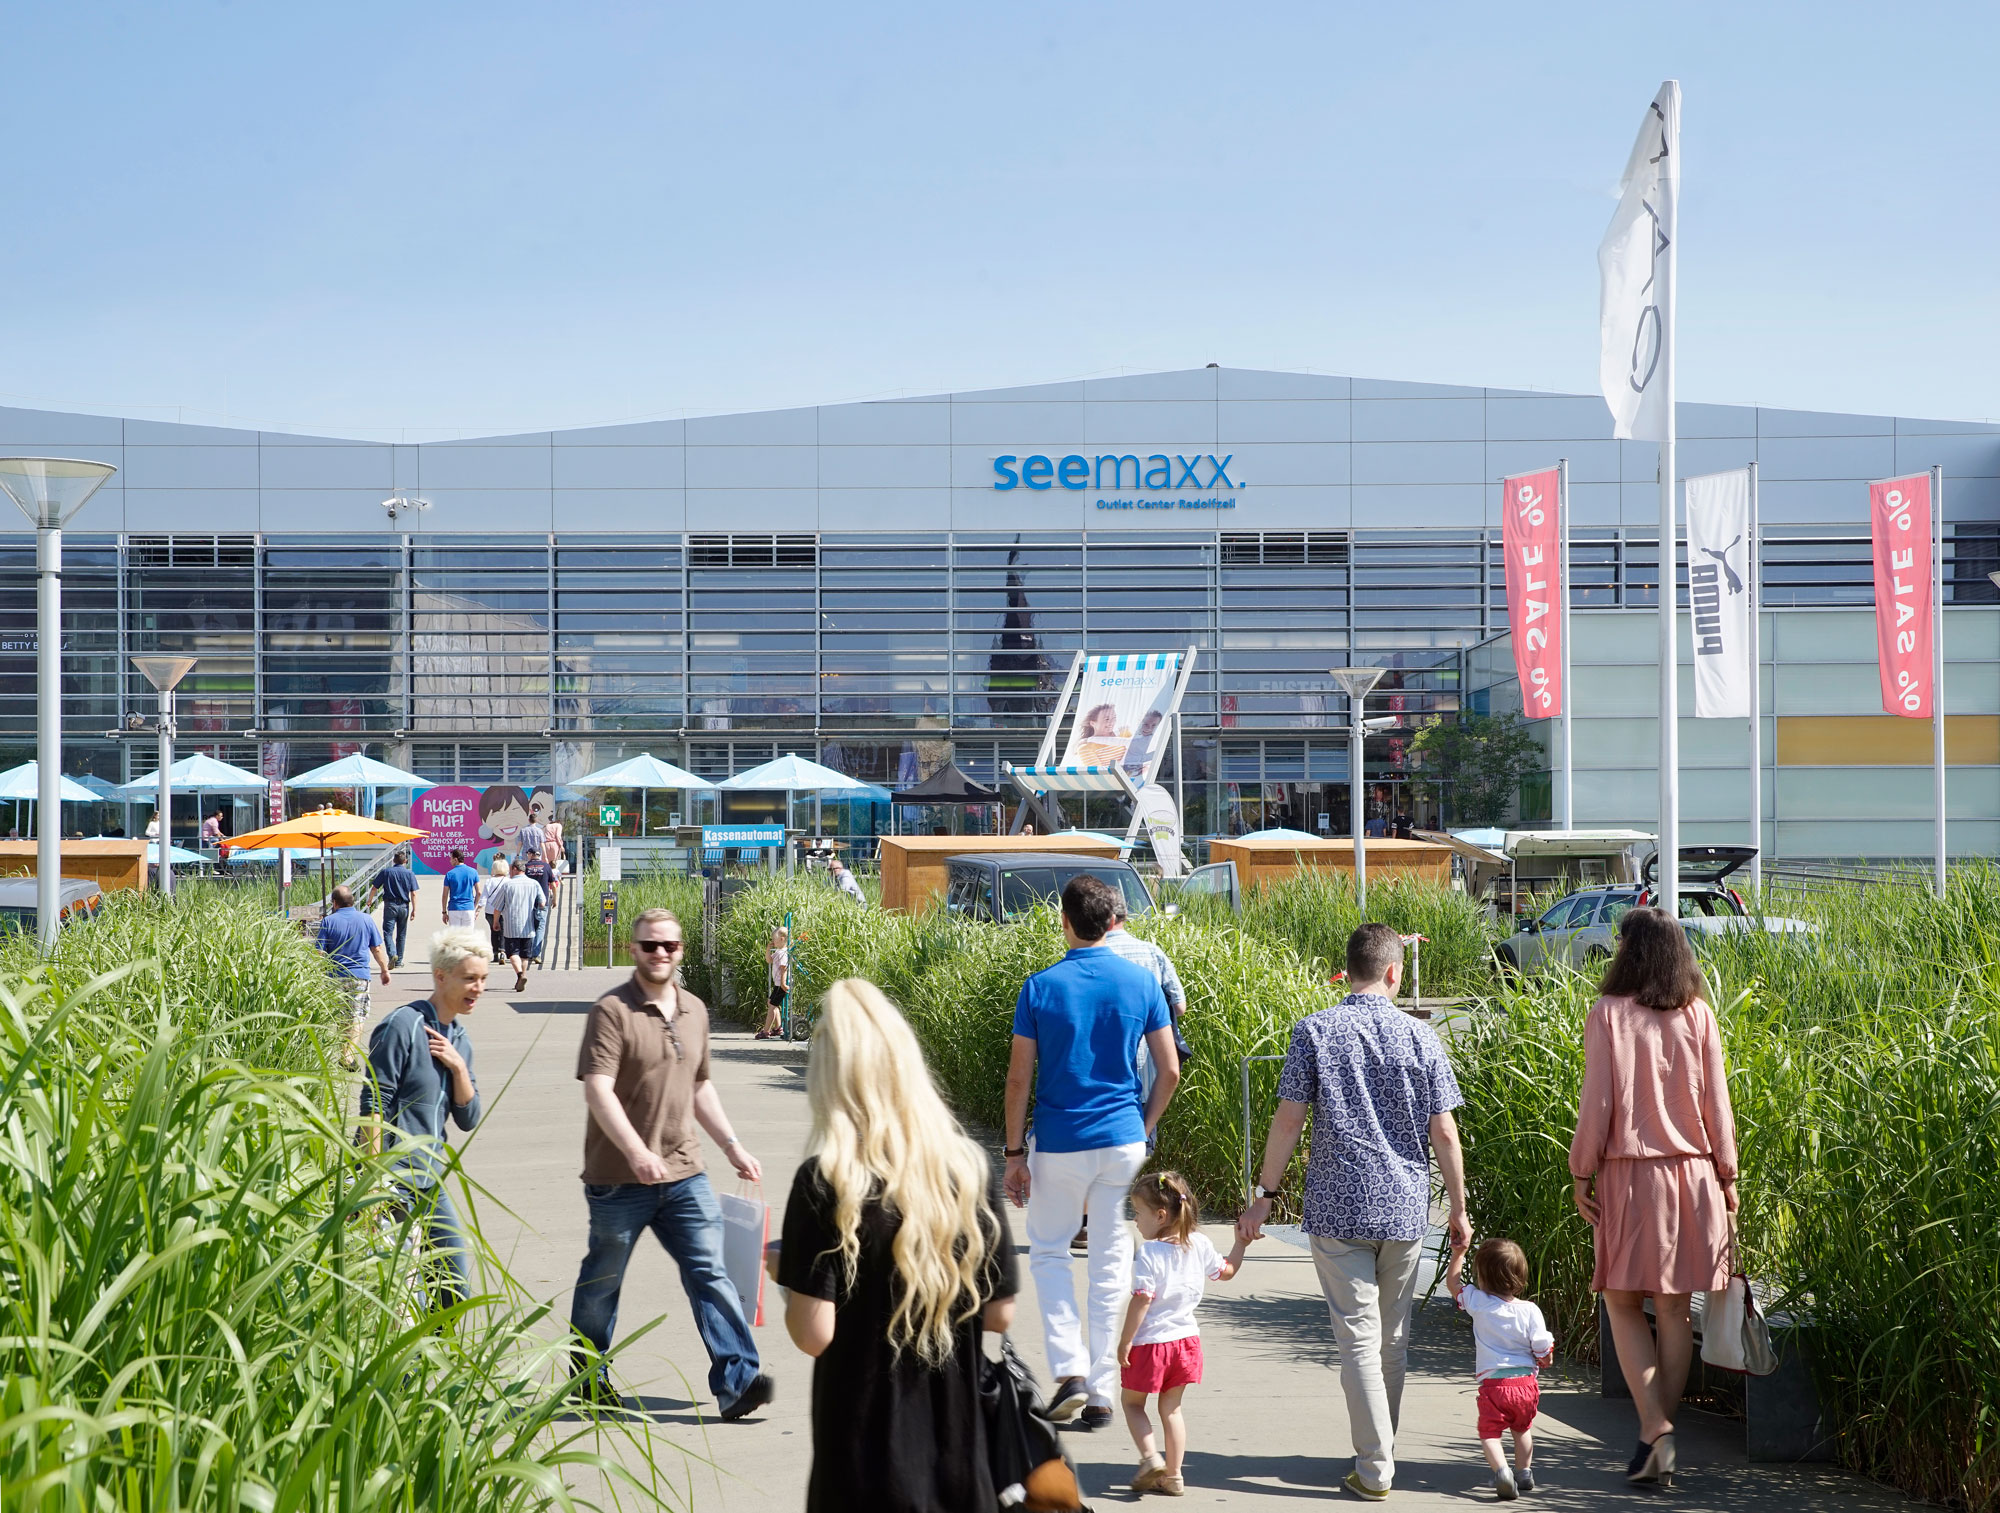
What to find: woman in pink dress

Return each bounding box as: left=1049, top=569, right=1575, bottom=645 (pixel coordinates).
left=1568, top=906, right=1738, bottom=1488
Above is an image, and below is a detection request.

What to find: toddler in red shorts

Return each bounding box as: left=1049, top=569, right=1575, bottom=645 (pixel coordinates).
left=1115, top=1172, right=1251, bottom=1496
left=1446, top=1237, right=1555, bottom=1500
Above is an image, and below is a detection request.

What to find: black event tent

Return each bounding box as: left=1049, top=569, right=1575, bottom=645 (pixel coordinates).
left=888, top=762, right=1004, bottom=806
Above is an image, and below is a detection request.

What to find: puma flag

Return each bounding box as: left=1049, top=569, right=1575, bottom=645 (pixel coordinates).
left=1599, top=82, right=1680, bottom=441
left=1685, top=469, right=1753, bottom=718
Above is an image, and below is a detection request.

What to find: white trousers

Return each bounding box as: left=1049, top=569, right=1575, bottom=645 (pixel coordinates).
left=445, top=910, right=476, bottom=930
left=1026, top=1141, right=1147, bottom=1407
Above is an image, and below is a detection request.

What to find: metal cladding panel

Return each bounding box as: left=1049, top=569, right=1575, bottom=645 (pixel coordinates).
left=1351, top=442, right=1485, bottom=485
left=120, top=445, right=260, bottom=490
left=1217, top=370, right=1351, bottom=400
left=128, top=489, right=258, bottom=532
left=551, top=446, right=685, bottom=489
left=1755, top=407, right=1895, bottom=438
left=1218, top=400, right=1350, bottom=443
left=257, top=446, right=395, bottom=490
left=1350, top=397, right=1486, bottom=442
left=1672, top=438, right=1759, bottom=478
left=816, top=446, right=950, bottom=489
left=419, top=444, right=554, bottom=490
left=949, top=402, right=1085, bottom=446
left=1220, top=444, right=1348, bottom=487
left=685, top=407, right=818, bottom=446
left=820, top=489, right=950, bottom=530
left=685, top=446, right=818, bottom=489
left=1351, top=483, right=1484, bottom=527
left=1892, top=434, right=2000, bottom=477
left=816, top=402, right=951, bottom=445
left=553, top=488, right=685, bottom=533
left=1082, top=370, right=1218, bottom=401
left=0, top=406, right=125, bottom=446
left=1083, top=401, right=1218, bottom=446
left=259, top=488, right=407, bottom=531
left=1755, top=435, right=1898, bottom=481
left=551, top=418, right=686, bottom=445
left=1482, top=395, right=1614, bottom=441
left=1485, top=439, right=1618, bottom=485
left=409, top=489, right=554, bottom=533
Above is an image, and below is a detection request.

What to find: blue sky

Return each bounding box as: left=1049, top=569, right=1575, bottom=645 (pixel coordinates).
left=6, top=3, right=1995, bottom=438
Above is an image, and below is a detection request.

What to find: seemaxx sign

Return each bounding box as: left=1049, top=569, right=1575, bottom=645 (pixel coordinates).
left=992, top=452, right=1244, bottom=512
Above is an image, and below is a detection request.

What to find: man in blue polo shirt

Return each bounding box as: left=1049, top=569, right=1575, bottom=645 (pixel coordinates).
left=318, top=884, right=392, bottom=1057
left=442, top=848, right=482, bottom=930
left=1003, top=874, right=1181, bottom=1430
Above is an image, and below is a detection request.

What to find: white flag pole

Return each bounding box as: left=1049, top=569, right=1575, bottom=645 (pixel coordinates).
left=1558, top=457, right=1573, bottom=830
left=1933, top=464, right=1947, bottom=898
left=1659, top=371, right=1679, bottom=917
left=1746, top=462, right=1762, bottom=895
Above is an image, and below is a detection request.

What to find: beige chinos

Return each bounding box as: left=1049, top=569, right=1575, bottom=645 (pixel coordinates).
left=1310, top=1234, right=1426, bottom=1492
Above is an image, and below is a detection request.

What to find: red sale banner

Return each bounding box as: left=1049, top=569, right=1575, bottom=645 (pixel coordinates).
left=1869, top=473, right=1934, bottom=719
left=1502, top=467, right=1564, bottom=719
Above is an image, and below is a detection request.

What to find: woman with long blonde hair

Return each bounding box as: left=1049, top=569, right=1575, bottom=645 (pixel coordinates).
left=773, top=977, right=1018, bottom=1513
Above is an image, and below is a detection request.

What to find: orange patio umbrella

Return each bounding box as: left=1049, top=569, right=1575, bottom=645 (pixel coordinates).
left=227, top=805, right=427, bottom=907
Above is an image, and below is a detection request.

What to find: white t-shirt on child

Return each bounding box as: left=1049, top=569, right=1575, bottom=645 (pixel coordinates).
left=1457, top=1284, right=1555, bottom=1380
left=1130, top=1234, right=1225, bottom=1346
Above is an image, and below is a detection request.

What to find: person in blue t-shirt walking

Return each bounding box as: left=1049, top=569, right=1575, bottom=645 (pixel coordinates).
left=318, top=884, right=392, bottom=1059
left=1004, top=875, right=1181, bottom=1431
left=441, top=848, right=482, bottom=931
left=369, top=849, right=419, bottom=968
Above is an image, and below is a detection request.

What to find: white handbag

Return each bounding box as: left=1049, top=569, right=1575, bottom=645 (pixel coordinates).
left=718, top=1186, right=770, bottom=1327
left=1702, top=1217, right=1779, bottom=1376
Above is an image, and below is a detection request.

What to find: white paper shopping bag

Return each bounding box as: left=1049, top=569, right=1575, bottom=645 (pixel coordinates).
left=718, top=1189, right=769, bottom=1327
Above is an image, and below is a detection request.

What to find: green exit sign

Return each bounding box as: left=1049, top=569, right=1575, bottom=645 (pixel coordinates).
left=598, top=805, right=621, bottom=828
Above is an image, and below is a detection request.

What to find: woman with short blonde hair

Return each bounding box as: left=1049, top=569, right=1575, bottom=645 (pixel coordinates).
left=774, top=977, right=1017, bottom=1512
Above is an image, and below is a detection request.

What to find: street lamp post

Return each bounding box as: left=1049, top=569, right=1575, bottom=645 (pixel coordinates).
left=131, top=657, right=197, bottom=897
left=1329, top=667, right=1387, bottom=910
left=0, top=458, right=117, bottom=954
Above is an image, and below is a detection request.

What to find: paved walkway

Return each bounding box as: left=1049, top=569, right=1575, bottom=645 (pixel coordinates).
left=376, top=907, right=1911, bottom=1510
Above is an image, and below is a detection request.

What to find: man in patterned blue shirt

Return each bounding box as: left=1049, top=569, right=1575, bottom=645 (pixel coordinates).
left=1238, top=922, right=1470, bottom=1501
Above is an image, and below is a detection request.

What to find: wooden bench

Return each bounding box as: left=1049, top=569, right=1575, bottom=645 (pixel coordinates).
left=1597, top=1288, right=1832, bottom=1462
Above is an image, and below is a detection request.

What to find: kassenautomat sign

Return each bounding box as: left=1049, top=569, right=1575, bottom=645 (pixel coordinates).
left=991, top=452, right=1245, bottom=513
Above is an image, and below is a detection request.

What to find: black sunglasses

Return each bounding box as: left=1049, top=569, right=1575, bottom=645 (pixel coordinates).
left=635, top=939, right=685, bottom=955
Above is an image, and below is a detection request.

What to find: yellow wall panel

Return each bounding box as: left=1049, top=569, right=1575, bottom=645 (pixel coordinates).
left=1775, top=716, right=2000, bottom=767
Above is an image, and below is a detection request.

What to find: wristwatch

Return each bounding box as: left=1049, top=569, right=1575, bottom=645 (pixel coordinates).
left=1253, top=1184, right=1281, bottom=1201
left=1003, top=1145, right=1029, bottom=1158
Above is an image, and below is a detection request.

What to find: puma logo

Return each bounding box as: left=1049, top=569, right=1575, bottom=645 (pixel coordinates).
left=1700, top=535, right=1744, bottom=594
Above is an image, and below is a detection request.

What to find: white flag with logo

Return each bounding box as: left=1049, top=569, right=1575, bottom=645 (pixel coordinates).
left=1598, top=81, right=1680, bottom=442
left=1685, top=469, right=1753, bottom=719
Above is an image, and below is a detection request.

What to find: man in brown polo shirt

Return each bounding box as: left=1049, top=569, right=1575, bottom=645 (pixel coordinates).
left=568, top=907, right=774, bottom=1419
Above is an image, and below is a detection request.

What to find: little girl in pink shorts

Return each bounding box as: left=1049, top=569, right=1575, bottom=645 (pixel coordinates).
left=1116, top=1171, right=1252, bottom=1496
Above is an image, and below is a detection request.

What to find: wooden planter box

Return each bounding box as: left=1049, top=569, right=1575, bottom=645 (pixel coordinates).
left=1206, top=836, right=1452, bottom=894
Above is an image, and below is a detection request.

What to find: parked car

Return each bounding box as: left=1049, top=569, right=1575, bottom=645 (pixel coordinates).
left=942, top=852, right=1156, bottom=923
left=0, top=876, right=106, bottom=937
left=1493, top=846, right=1812, bottom=974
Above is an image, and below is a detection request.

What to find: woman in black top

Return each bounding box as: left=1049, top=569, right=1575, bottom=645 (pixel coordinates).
left=775, top=977, right=1017, bottom=1513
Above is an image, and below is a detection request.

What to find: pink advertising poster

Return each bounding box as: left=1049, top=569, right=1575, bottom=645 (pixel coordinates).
left=412, top=785, right=488, bottom=874
left=410, top=783, right=547, bottom=873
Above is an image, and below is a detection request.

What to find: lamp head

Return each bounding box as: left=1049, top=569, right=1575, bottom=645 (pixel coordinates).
left=0, top=457, right=116, bottom=529
left=132, top=655, right=197, bottom=693
left=1327, top=666, right=1387, bottom=703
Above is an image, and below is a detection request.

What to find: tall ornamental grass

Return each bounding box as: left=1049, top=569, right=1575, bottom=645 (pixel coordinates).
left=1218, top=869, right=1497, bottom=997
left=1453, top=867, right=2000, bottom=1512
left=577, top=868, right=709, bottom=998
left=0, top=947, right=681, bottom=1507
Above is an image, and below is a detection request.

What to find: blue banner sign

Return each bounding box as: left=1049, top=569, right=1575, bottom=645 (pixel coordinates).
left=701, top=824, right=786, bottom=849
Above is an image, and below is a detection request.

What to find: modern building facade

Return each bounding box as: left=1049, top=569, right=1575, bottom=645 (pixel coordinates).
left=4, top=367, right=1996, bottom=855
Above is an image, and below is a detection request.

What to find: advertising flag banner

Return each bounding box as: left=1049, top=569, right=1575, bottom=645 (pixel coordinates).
left=1685, top=469, right=1754, bottom=718
left=1135, top=783, right=1185, bottom=877
left=1501, top=467, right=1564, bottom=719
left=1058, top=654, right=1180, bottom=779
left=1869, top=474, right=1935, bottom=718
left=1599, top=82, right=1680, bottom=441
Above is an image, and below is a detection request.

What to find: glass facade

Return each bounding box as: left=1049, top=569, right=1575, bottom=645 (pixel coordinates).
left=3, top=369, right=1994, bottom=851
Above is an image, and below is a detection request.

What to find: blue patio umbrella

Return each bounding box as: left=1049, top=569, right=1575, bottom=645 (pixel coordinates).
left=285, top=753, right=432, bottom=820
left=568, top=753, right=713, bottom=835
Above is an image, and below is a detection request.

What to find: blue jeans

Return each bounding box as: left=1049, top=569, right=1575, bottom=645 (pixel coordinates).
left=569, top=1173, right=759, bottom=1403
left=382, top=903, right=410, bottom=962
left=530, top=908, right=547, bottom=963
left=397, top=1181, right=472, bottom=1309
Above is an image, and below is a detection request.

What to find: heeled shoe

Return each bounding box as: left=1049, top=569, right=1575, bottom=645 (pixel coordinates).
left=1625, top=1431, right=1676, bottom=1485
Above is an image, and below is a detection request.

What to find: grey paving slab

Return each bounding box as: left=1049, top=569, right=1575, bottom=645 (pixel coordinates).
left=362, top=955, right=1915, bottom=1511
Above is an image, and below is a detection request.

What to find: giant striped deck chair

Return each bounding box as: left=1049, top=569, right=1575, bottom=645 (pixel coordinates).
left=1003, top=647, right=1197, bottom=862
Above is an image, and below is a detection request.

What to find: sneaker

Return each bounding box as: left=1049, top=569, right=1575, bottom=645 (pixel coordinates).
left=570, top=1372, right=621, bottom=1409
left=1494, top=1466, right=1518, bottom=1500
left=1156, top=1474, right=1185, bottom=1496
left=1344, top=1471, right=1390, bottom=1501
left=1079, top=1405, right=1114, bottom=1431
left=1045, top=1376, right=1088, bottom=1422
left=719, top=1373, right=775, bottom=1422
left=1070, top=1223, right=1089, bottom=1255
left=1515, top=1466, right=1535, bottom=1494
left=1131, top=1453, right=1168, bottom=1493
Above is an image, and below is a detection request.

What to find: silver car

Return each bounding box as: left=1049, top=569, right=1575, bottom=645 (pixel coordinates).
left=1494, top=846, right=1810, bottom=975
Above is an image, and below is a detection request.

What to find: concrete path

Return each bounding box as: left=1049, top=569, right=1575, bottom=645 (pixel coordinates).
left=369, top=932, right=1913, bottom=1512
